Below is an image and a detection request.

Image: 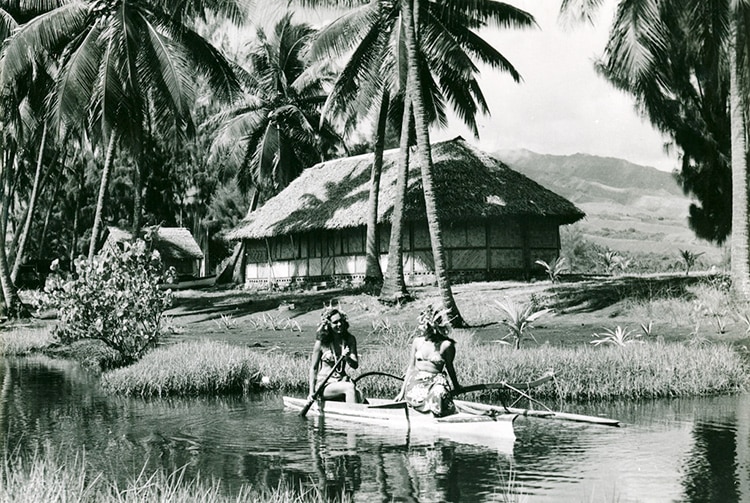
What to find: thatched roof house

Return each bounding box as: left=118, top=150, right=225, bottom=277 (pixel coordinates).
left=101, top=226, right=204, bottom=276
left=228, top=137, right=584, bottom=286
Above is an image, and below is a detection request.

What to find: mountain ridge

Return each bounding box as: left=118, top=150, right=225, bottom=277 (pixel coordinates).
left=493, top=148, right=722, bottom=264
left=495, top=148, right=684, bottom=199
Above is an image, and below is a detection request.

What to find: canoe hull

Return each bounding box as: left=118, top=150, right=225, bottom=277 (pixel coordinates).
left=283, top=397, right=516, bottom=449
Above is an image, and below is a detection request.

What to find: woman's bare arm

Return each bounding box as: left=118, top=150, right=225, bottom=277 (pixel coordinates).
left=345, top=335, right=359, bottom=369
left=442, top=341, right=461, bottom=391
left=395, top=339, right=417, bottom=400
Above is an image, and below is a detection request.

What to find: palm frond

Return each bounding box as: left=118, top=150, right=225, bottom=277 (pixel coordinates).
left=0, top=2, right=88, bottom=91
left=558, top=0, right=606, bottom=25
left=161, top=18, right=242, bottom=103
left=0, top=8, right=17, bottom=42
left=155, top=0, right=251, bottom=26
left=54, top=23, right=103, bottom=130
left=141, top=18, right=193, bottom=121
left=431, top=0, right=536, bottom=30
left=309, top=1, right=381, bottom=60
left=605, top=0, right=669, bottom=82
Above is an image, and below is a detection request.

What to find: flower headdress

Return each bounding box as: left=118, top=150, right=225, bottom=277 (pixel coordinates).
left=418, top=305, right=452, bottom=340
left=318, top=302, right=348, bottom=332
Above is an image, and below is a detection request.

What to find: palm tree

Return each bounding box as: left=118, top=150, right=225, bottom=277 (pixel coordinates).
left=0, top=6, right=26, bottom=317
left=402, top=0, right=534, bottom=324
left=561, top=0, right=750, bottom=300
left=9, top=56, right=61, bottom=285
left=0, top=0, right=247, bottom=262
left=209, top=13, right=343, bottom=209
left=312, top=0, right=534, bottom=306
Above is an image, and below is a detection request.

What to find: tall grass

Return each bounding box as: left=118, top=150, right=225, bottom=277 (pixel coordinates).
left=101, top=335, right=749, bottom=401
left=100, top=340, right=311, bottom=396
left=0, top=324, right=55, bottom=355
left=1, top=447, right=336, bottom=503
left=354, top=336, right=749, bottom=401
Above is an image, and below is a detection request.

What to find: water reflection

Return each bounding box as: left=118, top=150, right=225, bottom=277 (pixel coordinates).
left=309, top=423, right=362, bottom=501
left=2, top=356, right=750, bottom=502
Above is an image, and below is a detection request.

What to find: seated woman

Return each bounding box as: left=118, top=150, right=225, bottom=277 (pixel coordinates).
left=396, top=306, right=462, bottom=417
left=308, top=307, right=362, bottom=403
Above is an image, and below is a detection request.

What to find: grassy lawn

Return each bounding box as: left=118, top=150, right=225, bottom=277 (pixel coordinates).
left=158, top=272, right=750, bottom=353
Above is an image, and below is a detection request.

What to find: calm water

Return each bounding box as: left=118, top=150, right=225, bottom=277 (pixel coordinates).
left=1, top=355, right=748, bottom=502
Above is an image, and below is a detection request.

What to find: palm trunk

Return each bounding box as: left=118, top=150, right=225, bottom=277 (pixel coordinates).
left=379, top=100, right=412, bottom=303
left=730, top=18, right=750, bottom=301
left=88, top=133, right=118, bottom=262
left=39, top=178, right=62, bottom=262
left=132, top=159, right=143, bottom=234
left=11, top=124, right=48, bottom=283
left=67, top=165, right=84, bottom=263
left=0, top=141, right=26, bottom=317
left=365, top=89, right=390, bottom=284
left=402, top=0, right=464, bottom=326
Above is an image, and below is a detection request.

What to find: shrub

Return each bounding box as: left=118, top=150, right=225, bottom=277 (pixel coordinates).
left=42, top=240, right=172, bottom=365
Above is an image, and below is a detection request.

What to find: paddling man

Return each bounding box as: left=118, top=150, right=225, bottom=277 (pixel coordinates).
left=308, top=307, right=363, bottom=403
left=396, top=306, right=462, bottom=417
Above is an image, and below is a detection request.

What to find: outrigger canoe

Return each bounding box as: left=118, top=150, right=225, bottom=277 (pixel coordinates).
left=283, top=396, right=517, bottom=447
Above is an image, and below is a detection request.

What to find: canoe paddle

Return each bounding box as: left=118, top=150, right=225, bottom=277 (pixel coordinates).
left=299, top=353, right=347, bottom=417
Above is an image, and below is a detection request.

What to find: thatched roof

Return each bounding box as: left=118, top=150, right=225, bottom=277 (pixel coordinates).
left=227, top=137, right=585, bottom=240
left=105, top=226, right=204, bottom=260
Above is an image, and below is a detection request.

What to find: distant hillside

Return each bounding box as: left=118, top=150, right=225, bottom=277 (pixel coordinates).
left=495, top=149, right=684, bottom=204
left=494, top=149, right=724, bottom=265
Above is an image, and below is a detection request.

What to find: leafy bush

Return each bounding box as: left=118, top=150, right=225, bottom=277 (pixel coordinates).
left=43, top=240, right=172, bottom=365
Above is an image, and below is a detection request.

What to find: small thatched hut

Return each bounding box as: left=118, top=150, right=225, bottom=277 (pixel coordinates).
left=227, top=137, right=584, bottom=286
left=100, top=226, right=204, bottom=277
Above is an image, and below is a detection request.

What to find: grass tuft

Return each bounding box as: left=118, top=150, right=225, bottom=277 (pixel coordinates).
left=1, top=446, right=337, bottom=503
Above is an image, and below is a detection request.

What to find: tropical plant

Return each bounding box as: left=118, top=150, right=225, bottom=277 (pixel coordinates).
left=41, top=239, right=172, bottom=364
left=0, top=5, right=30, bottom=317
left=398, top=0, right=537, bottom=326
left=209, top=13, right=342, bottom=210
left=615, top=255, right=633, bottom=274
left=590, top=326, right=642, bottom=347
left=679, top=249, right=705, bottom=276
left=640, top=320, right=654, bottom=338
left=597, top=249, right=620, bottom=275
left=535, top=257, right=569, bottom=283
left=494, top=298, right=551, bottom=350
left=0, top=0, right=247, bottom=263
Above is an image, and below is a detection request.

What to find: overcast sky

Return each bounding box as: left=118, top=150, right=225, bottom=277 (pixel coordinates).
left=249, top=1, right=678, bottom=172
left=430, top=0, right=678, bottom=172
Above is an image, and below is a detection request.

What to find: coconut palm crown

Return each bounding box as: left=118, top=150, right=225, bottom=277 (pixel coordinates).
left=208, top=12, right=343, bottom=206
left=312, top=0, right=535, bottom=138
